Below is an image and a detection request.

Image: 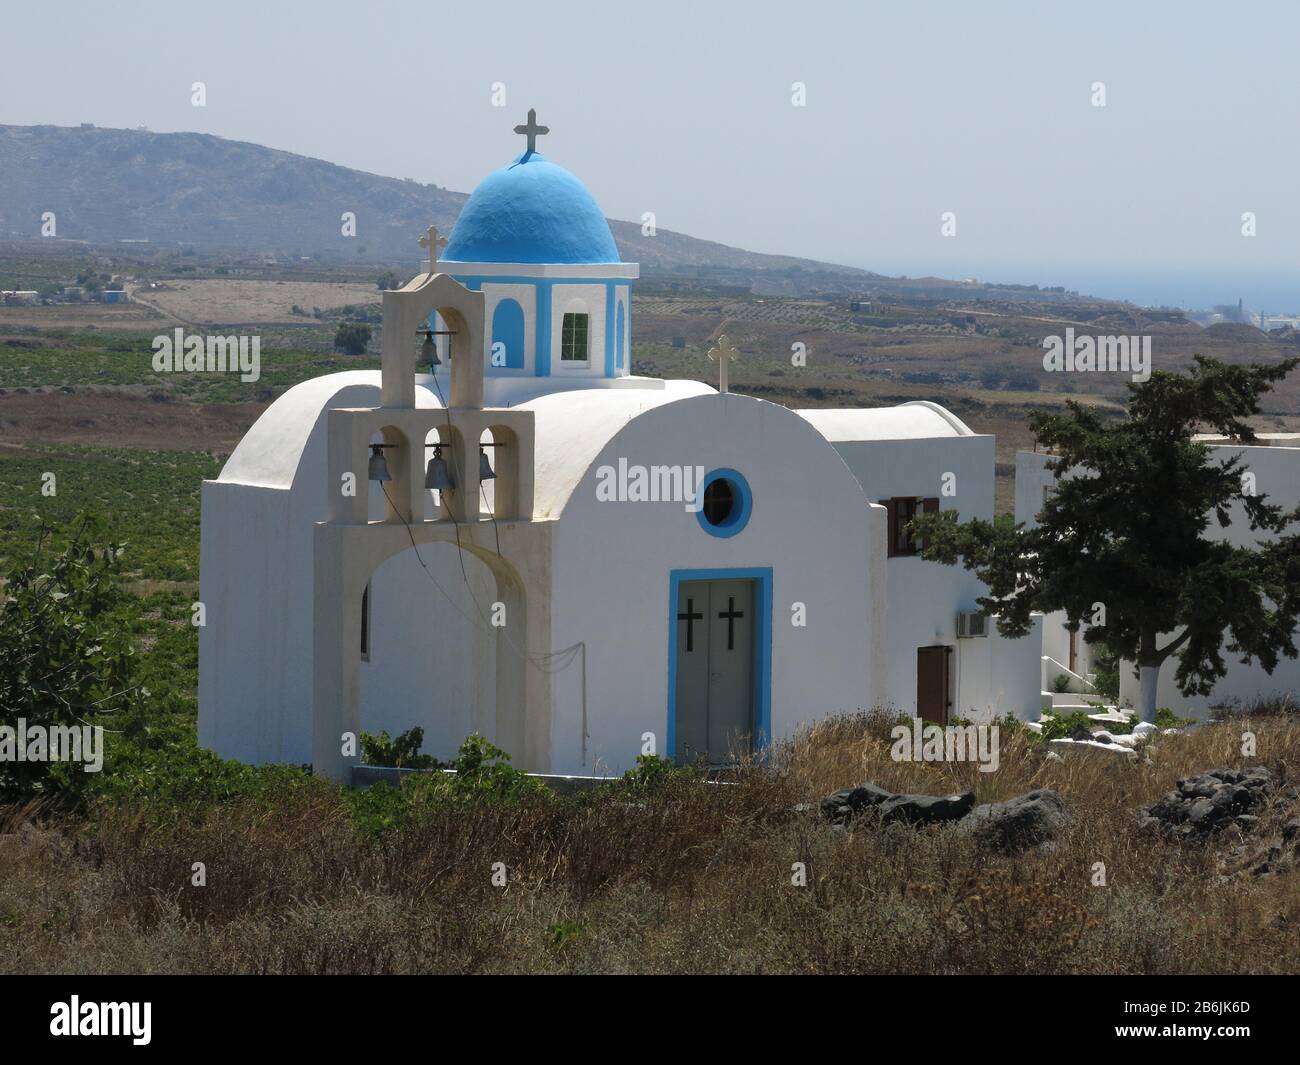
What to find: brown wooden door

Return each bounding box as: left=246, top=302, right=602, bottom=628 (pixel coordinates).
left=917, top=645, right=951, bottom=725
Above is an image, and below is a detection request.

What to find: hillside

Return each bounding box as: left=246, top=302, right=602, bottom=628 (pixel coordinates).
left=0, top=123, right=883, bottom=292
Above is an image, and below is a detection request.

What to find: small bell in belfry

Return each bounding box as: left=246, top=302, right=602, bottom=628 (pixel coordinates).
left=420, top=328, right=441, bottom=369
left=425, top=444, right=455, bottom=491
left=367, top=444, right=391, bottom=483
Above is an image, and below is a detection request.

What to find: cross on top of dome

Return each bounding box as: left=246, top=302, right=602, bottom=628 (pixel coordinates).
left=513, top=108, right=550, bottom=156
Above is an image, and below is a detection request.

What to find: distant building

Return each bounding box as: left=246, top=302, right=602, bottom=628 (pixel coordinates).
left=1, top=290, right=39, bottom=305
left=102, top=290, right=129, bottom=304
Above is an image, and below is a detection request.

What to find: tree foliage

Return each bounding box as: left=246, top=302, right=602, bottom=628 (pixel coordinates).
left=333, top=321, right=372, bottom=356
left=912, top=355, right=1300, bottom=699
left=0, top=518, right=143, bottom=798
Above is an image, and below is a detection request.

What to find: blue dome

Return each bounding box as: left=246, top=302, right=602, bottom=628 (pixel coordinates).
left=443, top=151, right=621, bottom=265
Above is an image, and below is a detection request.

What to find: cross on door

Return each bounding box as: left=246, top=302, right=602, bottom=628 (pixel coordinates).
left=717, top=596, right=745, bottom=650
left=677, top=597, right=704, bottom=653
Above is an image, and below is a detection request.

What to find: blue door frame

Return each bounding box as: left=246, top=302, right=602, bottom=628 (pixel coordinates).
left=666, top=567, right=773, bottom=761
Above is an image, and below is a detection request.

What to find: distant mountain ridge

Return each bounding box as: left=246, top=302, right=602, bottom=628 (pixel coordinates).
left=0, top=123, right=881, bottom=291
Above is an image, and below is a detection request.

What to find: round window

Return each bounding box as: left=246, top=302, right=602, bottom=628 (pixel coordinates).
left=696, top=469, right=751, bottom=538
left=702, top=478, right=735, bottom=526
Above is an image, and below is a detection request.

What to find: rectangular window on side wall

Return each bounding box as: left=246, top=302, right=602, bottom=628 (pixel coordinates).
left=883, top=497, right=939, bottom=557
left=560, top=312, right=589, bottom=362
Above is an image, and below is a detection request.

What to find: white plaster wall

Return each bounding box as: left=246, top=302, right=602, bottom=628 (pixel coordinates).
left=828, top=435, right=997, bottom=519
left=1014, top=449, right=1054, bottom=527
left=877, top=555, right=994, bottom=716
left=359, top=543, right=499, bottom=760
left=952, top=613, right=1046, bottom=721
left=198, top=482, right=295, bottom=762
left=549, top=283, right=607, bottom=377
left=199, top=375, right=502, bottom=766
left=820, top=434, right=1041, bottom=716
left=546, top=394, right=881, bottom=776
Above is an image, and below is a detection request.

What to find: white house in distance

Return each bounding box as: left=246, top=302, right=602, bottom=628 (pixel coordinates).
left=198, top=113, right=1041, bottom=782
left=1016, top=436, right=1300, bottom=716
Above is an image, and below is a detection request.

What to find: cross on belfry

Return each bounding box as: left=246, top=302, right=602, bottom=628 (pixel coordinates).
left=513, top=108, right=549, bottom=155
left=418, top=224, right=448, bottom=275
left=707, top=334, right=739, bottom=393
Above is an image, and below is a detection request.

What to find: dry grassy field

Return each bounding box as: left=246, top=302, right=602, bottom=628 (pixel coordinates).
left=130, top=279, right=380, bottom=326
left=1, top=711, right=1295, bottom=974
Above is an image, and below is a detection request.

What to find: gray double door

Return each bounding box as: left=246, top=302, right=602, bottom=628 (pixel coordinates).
left=674, top=579, right=756, bottom=764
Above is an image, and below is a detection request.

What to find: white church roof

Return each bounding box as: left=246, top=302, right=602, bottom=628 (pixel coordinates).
left=796, top=400, right=975, bottom=441
left=216, top=370, right=714, bottom=514
left=218, top=371, right=444, bottom=490
left=518, top=380, right=714, bottom=517
left=219, top=371, right=971, bottom=515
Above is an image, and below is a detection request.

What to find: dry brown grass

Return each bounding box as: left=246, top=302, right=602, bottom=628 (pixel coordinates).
left=1, top=714, right=1297, bottom=974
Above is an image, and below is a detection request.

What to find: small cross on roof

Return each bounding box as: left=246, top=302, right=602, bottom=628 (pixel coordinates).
left=707, top=334, right=740, bottom=393
left=418, top=224, right=447, bottom=274
left=513, top=108, right=550, bottom=155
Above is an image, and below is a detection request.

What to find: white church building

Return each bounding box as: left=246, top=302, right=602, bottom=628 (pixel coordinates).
left=197, top=113, right=1042, bottom=782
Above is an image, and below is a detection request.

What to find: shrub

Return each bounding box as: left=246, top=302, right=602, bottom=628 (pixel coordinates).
left=1038, top=710, right=1096, bottom=742
left=1053, top=673, right=1072, bottom=694
left=1154, top=707, right=1193, bottom=729
left=86, top=722, right=311, bottom=810
left=435, top=733, right=542, bottom=802
left=0, top=519, right=143, bottom=801
left=1092, top=647, right=1120, bottom=699
left=619, top=754, right=686, bottom=796
left=359, top=727, right=443, bottom=770
left=333, top=322, right=372, bottom=356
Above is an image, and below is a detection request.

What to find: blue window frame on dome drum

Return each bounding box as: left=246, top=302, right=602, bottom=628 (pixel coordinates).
left=561, top=312, right=589, bottom=361
left=491, top=298, right=526, bottom=369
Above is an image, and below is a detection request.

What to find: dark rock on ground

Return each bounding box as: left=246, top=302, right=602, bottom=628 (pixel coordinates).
left=1140, top=766, right=1272, bottom=837
left=818, top=782, right=893, bottom=824
left=876, top=791, right=975, bottom=826
left=817, top=782, right=1043, bottom=836
left=958, top=789, right=1069, bottom=852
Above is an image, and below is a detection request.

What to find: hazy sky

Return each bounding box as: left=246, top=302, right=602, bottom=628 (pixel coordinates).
left=4, top=0, right=1299, bottom=308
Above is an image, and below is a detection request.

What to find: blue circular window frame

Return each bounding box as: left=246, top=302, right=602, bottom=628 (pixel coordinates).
left=696, top=468, right=752, bottom=538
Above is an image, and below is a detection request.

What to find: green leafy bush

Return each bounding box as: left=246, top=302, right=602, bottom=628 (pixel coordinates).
left=619, top=753, right=686, bottom=796
left=86, top=721, right=311, bottom=809
left=1038, top=710, right=1096, bottom=742
left=0, top=519, right=143, bottom=801
left=434, top=733, right=542, bottom=802
left=344, top=733, right=545, bottom=836
left=1154, top=707, right=1193, bottom=729
left=359, top=726, right=443, bottom=769
left=1092, top=647, right=1120, bottom=700
left=333, top=321, right=372, bottom=356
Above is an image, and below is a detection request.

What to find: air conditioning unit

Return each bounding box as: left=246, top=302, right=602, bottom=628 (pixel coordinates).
left=956, top=611, right=988, bottom=638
